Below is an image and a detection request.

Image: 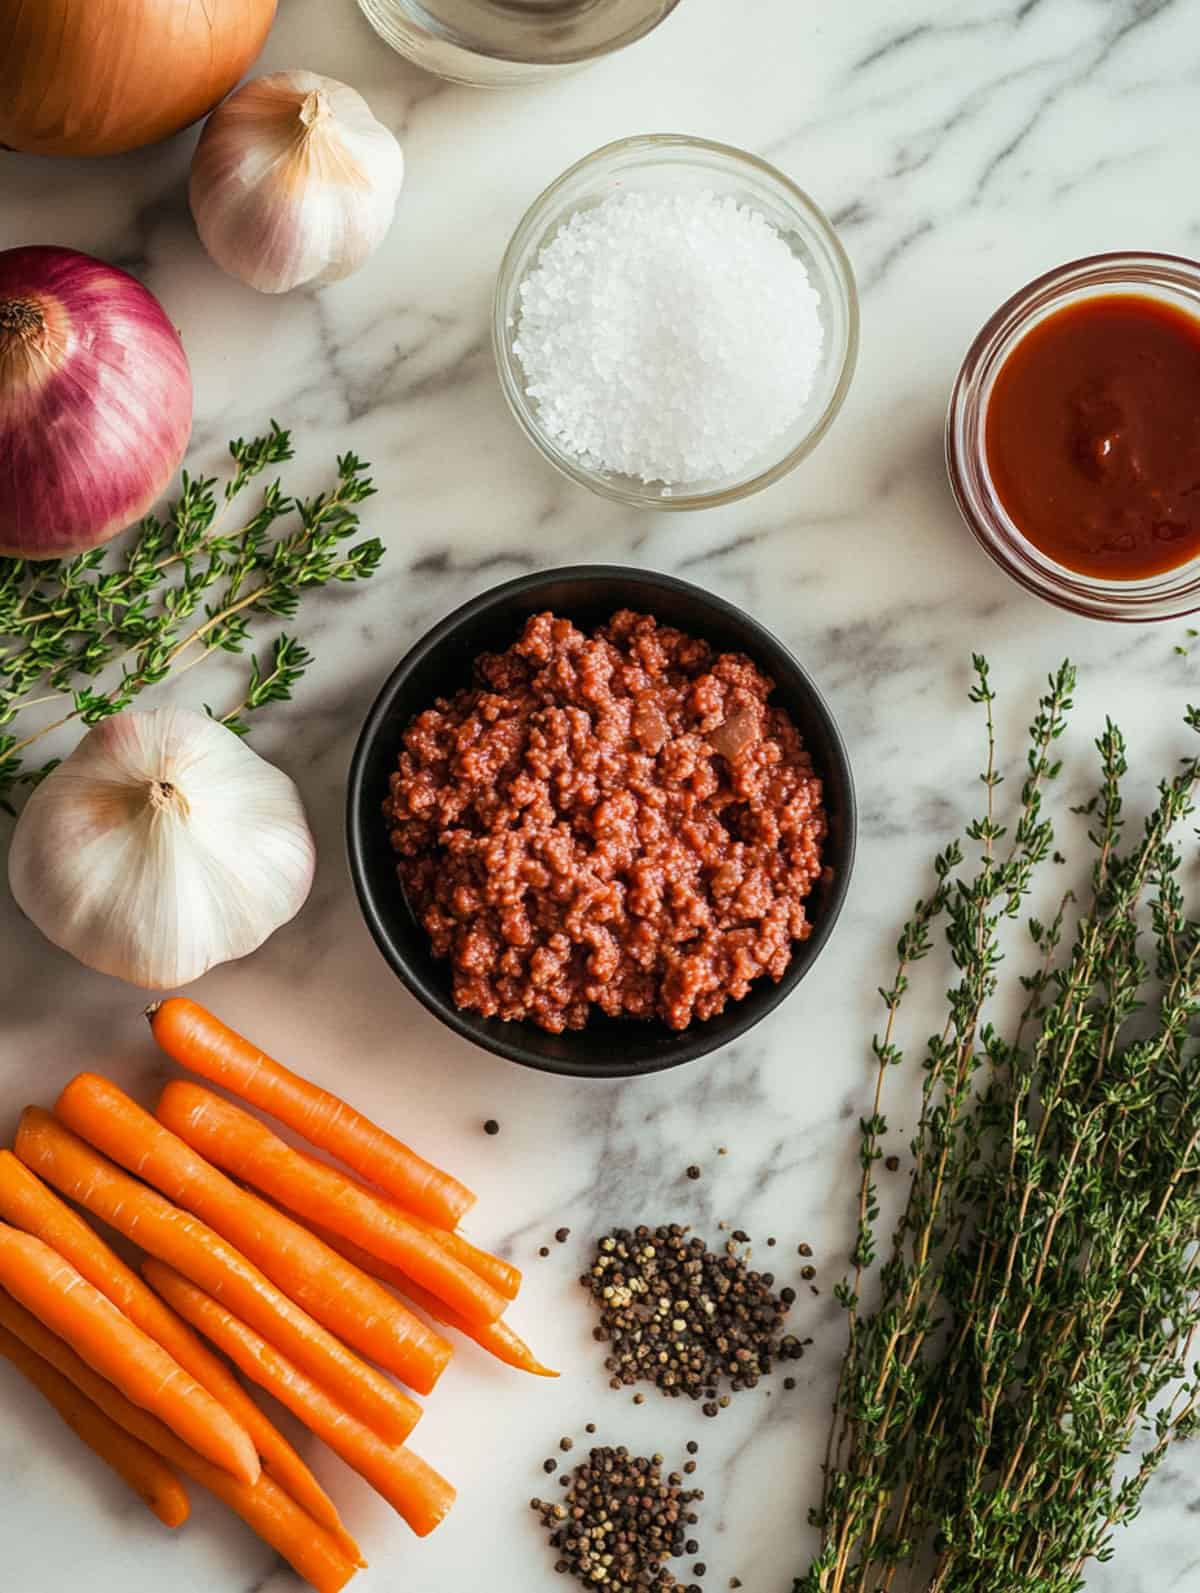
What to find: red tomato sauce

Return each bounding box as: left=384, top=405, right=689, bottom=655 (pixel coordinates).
left=985, top=294, right=1200, bottom=580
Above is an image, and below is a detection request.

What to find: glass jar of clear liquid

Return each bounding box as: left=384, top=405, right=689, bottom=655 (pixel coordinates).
left=356, top=0, right=682, bottom=87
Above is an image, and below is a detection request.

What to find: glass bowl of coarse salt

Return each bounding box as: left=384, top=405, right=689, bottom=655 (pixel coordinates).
left=494, top=134, right=860, bottom=510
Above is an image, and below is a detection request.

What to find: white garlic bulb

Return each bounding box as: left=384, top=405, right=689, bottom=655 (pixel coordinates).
left=8, top=708, right=316, bottom=989
left=189, top=70, right=405, bottom=295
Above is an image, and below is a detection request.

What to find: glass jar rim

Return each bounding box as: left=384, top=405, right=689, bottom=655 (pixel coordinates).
left=946, top=250, right=1200, bottom=623
left=394, top=0, right=684, bottom=66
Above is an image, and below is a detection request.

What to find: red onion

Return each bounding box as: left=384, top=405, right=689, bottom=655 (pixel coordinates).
left=0, top=246, right=193, bottom=561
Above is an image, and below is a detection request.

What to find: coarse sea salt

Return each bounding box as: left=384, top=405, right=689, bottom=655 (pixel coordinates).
left=511, top=188, right=825, bottom=488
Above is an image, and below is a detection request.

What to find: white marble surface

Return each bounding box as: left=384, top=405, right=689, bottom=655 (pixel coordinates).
left=3, top=1, right=1200, bottom=1589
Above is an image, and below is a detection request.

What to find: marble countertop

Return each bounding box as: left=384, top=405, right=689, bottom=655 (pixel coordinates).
left=3, top=1, right=1199, bottom=1589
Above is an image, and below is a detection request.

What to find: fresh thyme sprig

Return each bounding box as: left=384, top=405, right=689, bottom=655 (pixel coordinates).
left=217, top=635, right=315, bottom=739
left=805, top=663, right=1200, bottom=1593
left=0, top=425, right=382, bottom=811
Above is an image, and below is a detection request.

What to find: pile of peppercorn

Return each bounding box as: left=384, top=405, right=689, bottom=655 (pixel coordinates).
left=583, top=1224, right=802, bottom=1412
left=531, top=1443, right=704, bottom=1590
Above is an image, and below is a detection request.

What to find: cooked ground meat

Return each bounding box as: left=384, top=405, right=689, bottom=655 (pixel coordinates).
left=384, top=610, right=828, bottom=1033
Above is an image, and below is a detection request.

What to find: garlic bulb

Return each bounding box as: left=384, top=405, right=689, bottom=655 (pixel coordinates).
left=189, top=70, right=405, bottom=294
left=8, top=708, right=316, bottom=989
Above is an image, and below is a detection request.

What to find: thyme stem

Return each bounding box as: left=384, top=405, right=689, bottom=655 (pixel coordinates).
left=803, top=668, right=1200, bottom=1593
left=0, top=426, right=383, bottom=812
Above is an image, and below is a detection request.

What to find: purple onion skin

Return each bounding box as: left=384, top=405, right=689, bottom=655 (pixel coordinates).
left=0, top=245, right=193, bottom=560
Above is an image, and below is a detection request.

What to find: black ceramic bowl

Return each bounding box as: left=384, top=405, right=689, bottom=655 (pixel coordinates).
left=346, top=566, right=856, bottom=1078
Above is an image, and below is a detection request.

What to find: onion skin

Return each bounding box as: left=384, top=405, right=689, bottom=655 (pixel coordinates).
left=0, top=246, right=193, bottom=561
left=0, top=0, right=278, bottom=157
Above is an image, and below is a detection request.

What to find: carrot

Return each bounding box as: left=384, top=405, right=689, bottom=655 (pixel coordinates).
left=307, top=1219, right=558, bottom=1379
left=0, top=1221, right=259, bottom=1487
left=0, top=1321, right=190, bottom=1528
left=0, top=1151, right=360, bottom=1566
left=145, top=1260, right=456, bottom=1538
left=148, top=996, right=474, bottom=1229
left=16, top=1107, right=420, bottom=1445
left=156, top=1081, right=507, bottom=1329
left=321, top=1161, right=520, bottom=1301
left=0, top=1290, right=357, bottom=1593
left=411, top=1218, right=521, bottom=1302
left=55, top=1074, right=450, bottom=1396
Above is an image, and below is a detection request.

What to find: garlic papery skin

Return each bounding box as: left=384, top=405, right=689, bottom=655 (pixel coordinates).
left=189, top=69, right=405, bottom=294
left=8, top=708, right=316, bottom=989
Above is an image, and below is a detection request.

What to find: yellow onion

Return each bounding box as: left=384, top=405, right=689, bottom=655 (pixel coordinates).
left=0, top=246, right=193, bottom=561
left=0, top=0, right=278, bottom=157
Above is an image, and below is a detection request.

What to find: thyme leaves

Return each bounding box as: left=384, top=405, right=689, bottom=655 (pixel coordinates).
left=806, top=666, right=1200, bottom=1593
left=0, top=425, right=382, bottom=811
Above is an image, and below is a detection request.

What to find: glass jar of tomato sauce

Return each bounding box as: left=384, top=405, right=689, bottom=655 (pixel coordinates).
left=947, top=252, right=1200, bottom=622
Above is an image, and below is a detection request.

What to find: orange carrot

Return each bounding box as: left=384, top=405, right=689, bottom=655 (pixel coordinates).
left=410, top=1217, right=521, bottom=1302
left=307, top=1219, right=558, bottom=1379
left=145, top=1260, right=456, bottom=1538
left=320, top=1162, right=520, bottom=1301
left=0, top=1320, right=190, bottom=1528
left=148, top=997, right=474, bottom=1229
left=16, top=1107, right=420, bottom=1445
left=0, top=1150, right=360, bottom=1565
left=0, top=1290, right=357, bottom=1593
left=56, top=1074, right=450, bottom=1396
left=156, top=1081, right=507, bottom=1329
left=0, top=1221, right=259, bottom=1486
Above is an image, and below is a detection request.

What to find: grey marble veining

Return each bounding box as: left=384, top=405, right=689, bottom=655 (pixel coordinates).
left=2, top=0, right=1200, bottom=1589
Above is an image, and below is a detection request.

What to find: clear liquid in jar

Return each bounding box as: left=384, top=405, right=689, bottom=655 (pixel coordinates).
left=356, top=0, right=676, bottom=85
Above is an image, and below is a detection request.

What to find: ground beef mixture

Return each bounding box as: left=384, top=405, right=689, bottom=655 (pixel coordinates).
left=384, top=610, right=828, bottom=1033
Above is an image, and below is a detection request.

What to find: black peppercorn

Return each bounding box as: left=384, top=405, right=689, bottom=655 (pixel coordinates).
left=686, top=1165, right=702, bottom=1181
left=581, top=1224, right=800, bottom=1414
left=483, top=1119, right=500, bottom=1135
left=531, top=1441, right=704, bottom=1590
